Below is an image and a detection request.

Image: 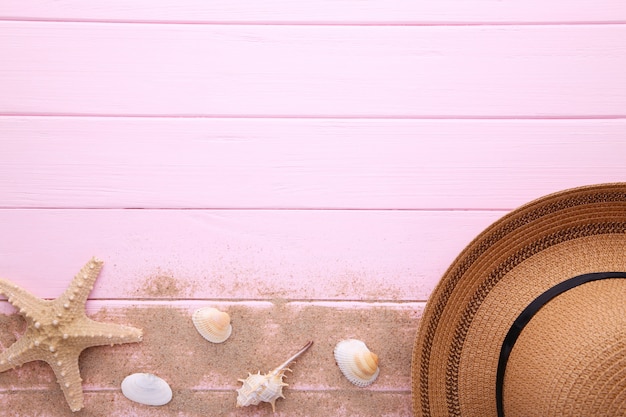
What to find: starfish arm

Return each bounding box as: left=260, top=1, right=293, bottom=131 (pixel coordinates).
left=0, top=278, right=48, bottom=321
left=57, top=257, right=103, bottom=315
left=0, top=258, right=143, bottom=412
left=49, top=352, right=85, bottom=412
left=0, top=331, right=45, bottom=372
left=70, top=319, right=142, bottom=349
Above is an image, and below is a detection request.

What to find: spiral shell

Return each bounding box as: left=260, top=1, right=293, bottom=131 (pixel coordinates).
left=192, top=307, right=232, bottom=343
left=334, top=339, right=379, bottom=387
left=236, top=341, right=313, bottom=412
left=121, top=373, right=172, bottom=406
left=237, top=371, right=288, bottom=412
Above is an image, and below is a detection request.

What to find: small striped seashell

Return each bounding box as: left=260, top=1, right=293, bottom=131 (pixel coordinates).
left=237, top=341, right=313, bottom=412
left=121, top=373, right=172, bottom=406
left=334, top=339, right=379, bottom=387
left=192, top=307, right=232, bottom=343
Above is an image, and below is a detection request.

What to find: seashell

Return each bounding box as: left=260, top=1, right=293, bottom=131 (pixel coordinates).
left=192, top=307, right=232, bottom=343
left=236, top=341, right=313, bottom=412
left=334, top=339, right=379, bottom=387
left=121, top=373, right=173, bottom=406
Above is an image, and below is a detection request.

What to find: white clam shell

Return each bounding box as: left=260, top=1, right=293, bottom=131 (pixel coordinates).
left=334, top=339, right=380, bottom=387
left=121, top=373, right=172, bottom=406
left=192, top=307, right=232, bottom=343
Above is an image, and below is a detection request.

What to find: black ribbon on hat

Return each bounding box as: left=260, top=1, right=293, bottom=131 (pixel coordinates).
left=496, top=272, right=626, bottom=417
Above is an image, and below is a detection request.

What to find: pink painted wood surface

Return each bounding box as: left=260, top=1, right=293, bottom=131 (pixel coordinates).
left=1, top=300, right=421, bottom=390
left=0, top=299, right=421, bottom=415
left=2, top=3, right=626, bottom=416
left=2, top=117, right=626, bottom=210
left=0, top=392, right=414, bottom=417
left=0, top=392, right=413, bottom=417
left=2, top=23, right=626, bottom=117
left=2, top=0, right=626, bottom=24
left=0, top=209, right=501, bottom=302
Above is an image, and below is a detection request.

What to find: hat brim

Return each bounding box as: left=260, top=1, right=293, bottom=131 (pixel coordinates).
left=411, top=183, right=626, bottom=417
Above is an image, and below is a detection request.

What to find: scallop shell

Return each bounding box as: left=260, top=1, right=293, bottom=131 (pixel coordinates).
left=192, top=307, right=232, bottom=343
left=121, top=373, right=172, bottom=406
left=334, top=339, right=379, bottom=387
left=236, top=341, right=313, bottom=412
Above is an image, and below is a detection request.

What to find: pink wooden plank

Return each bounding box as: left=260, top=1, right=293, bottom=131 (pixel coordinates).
left=0, top=391, right=413, bottom=417
left=1, top=117, right=626, bottom=209
left=1, top=0, right=626, bottom=24
left=1, top=23, right=626, bottom=117
left=0, top=299, right=419, bottom=415
left=0, top=300, right=421, bottom=390
left=0, top=209, right=503, bottom=301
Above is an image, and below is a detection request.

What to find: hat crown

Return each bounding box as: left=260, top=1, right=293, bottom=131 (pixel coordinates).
left=503, top=278, right=626, bottom=416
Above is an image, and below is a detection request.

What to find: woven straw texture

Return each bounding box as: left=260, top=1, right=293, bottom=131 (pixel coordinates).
left=412, top=183, right=626, bottom=417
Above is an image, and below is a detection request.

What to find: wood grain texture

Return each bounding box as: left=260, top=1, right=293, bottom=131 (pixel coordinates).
left=2, top=117, right=626, bottom=210
left=0, top=392, right=413, bottom=417
left=2, top=1, right=625, bottom=415
left=2, top=0, right=626, bottom=24
left=0, top=209, right=501, bottom=302
left=2, top=23, right=626, bottom=117
left=0, top=301, right=420, bottom=416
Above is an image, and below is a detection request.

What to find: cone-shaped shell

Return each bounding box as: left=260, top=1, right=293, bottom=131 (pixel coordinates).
left=236, top=341, right=313, bottom=412
left=334, top=339, right=380, bottom=387
left=236, top=371, right=288, bottom=412
left=121, top=373, right=172, bottom=406
left=192, top=307, right=232, bottom=343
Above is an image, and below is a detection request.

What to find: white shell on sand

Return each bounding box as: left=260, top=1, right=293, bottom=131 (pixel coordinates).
left=121, top=373, right=173, bottom=406
left=334, top=339, right=379, bottom=387
left=192, top=307, right=232, bottom=343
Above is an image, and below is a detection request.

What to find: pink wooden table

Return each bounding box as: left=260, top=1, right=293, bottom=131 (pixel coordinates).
left=1, top=1, right=626, bottom=415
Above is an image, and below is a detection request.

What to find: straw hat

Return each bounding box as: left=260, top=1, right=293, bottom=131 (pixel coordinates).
left=412, top=183, right=626, bottom=417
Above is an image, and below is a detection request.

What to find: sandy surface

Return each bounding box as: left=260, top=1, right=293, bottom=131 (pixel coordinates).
left=0, top=295, right=420, bottom=416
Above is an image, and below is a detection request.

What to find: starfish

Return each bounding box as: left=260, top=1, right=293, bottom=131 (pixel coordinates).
left=0, top=257, right=142, bottom=411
